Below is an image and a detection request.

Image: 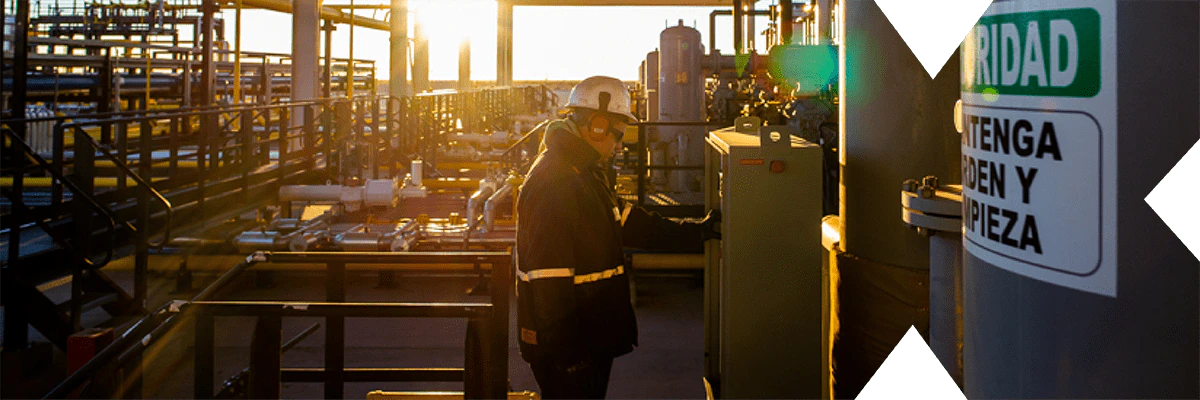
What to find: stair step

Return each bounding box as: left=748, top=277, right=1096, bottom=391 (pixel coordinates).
left=56, top=292, right=120, bottom=315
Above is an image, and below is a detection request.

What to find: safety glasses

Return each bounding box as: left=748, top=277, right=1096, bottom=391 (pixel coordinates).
left=609, top=128, right=625, bottom=142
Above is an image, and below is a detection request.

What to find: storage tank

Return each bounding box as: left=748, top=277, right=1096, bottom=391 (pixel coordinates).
left=645, top=50, right=660, bottom=122
left=658, top=20, right=705, bottom=192
left=959, top=1, right=1199, bottom=397
left=645, top=50, right=665, bottom=187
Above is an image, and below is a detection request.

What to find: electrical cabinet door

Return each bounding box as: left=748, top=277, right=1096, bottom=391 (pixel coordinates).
left=704, top=126, right=824, bottom=399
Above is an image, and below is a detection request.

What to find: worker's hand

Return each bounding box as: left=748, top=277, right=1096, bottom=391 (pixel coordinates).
left=700, top=209, right=722, bottom=241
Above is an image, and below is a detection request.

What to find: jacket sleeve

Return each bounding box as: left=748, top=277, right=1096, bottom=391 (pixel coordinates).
left=517, top=186, right=584, bottom=367
left=618, top=199, right=705, bottom=253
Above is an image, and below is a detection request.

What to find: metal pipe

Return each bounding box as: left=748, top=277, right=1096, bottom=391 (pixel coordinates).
left=279, top=184, right=343, bottom=202
left=733, top=0, right=744, bottom=54
left=780, top=0, right=793, bottom=45
left=708, top=9, right=770, bottom=55
left=466, top=184, right=497, bottom=229
left=233, top=0, right=243, bottom=101
left=483, top=183, right=514, bottom=232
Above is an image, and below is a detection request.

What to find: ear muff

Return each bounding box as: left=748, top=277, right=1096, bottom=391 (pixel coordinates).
left=586, top=113, right=611, bottom=142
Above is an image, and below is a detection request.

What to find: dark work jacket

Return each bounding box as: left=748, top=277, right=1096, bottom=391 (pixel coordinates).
left=516, top=118, right=705, bottom=367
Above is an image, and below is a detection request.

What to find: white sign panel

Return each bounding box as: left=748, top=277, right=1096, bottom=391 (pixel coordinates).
left=960, top=0, right=1118, bottom=297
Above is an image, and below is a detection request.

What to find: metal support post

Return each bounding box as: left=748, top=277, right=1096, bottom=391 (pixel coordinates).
left=194, top=309, right=215, bottom=399
left=323, top=21, right=335, bottom=98
left=780, top=0, right=793, bottom=45
left=249, top=315, right=283, bottom=399
left=200, top=0, right=216, bottom=107
left=71, top=129, right=96, bottom=332
left=3, top=77, right=28, bottom=347
left=10, top=0, right=28, bottom=140
left=241, top=110, right=254, bottom=200
left=459, top=39, right=471, bottom=91
left=100, top=56, right=114, bottom=143
left=733, top=0, right=744, bottom=55
left=816, top=0, right=831, bottom=44
left=412, top=21, right=430, bottom=93
left=488, top=259, right=511, bottom=398
left=389, top=0, right=408, bottom=97
left=293, top=0, right=321, bottom=147
left=136, top=118, right=152, bottom=312
left=260, top=61, right=273, bottom=104
left=496, top=0, right=513, bottom=86
left=325, top=262, right=346, bottom=399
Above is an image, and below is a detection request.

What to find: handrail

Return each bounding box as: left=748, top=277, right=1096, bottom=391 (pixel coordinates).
left=71, top=126, right=174, bottom=249
left=501, top=119, right=551, bottom=171
left=43, top=256, right=262, bottom=399
left=2, top=128, right=123, bottom=268
left=502, top=119, right=551, bottom=159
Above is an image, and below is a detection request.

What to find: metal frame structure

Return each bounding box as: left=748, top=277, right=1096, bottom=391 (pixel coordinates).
left=2, top=95, right=395, bottom=350
left=42, top=251, right=512, bottom=399
left=632, top=121, right=720, bottom=218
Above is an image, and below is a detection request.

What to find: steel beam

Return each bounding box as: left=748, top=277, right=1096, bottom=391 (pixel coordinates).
left=217, top=0, right=389, bottom=30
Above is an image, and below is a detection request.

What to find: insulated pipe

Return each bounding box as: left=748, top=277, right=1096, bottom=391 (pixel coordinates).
left=279, top=185, right=342, bottom=202
left=466, top=184, right=497, bottom=228
left=333, top=232, right=389, bottom=251
left=483, top=183, right=514, bottom=232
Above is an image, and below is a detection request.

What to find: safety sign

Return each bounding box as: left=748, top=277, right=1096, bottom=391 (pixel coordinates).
left=959, top=0, right=1118, bottom=297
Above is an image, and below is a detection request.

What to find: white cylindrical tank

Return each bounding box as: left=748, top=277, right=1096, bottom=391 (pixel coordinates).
left=658, top=20, right=705, bottom=193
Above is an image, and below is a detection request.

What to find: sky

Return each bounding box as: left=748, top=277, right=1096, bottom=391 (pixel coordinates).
left=229, top=0, right=775, bottom=81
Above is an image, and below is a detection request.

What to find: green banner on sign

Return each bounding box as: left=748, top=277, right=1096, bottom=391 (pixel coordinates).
left=962, top=8, right=1101, bottom=98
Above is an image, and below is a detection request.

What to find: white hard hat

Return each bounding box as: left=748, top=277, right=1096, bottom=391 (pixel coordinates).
left=566, top=76, right=638, bottom=122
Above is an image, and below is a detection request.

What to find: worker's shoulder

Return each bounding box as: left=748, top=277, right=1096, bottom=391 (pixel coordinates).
left=544, top=117, right=578, bottom=135
left=522, top=159, right=583, bottom=200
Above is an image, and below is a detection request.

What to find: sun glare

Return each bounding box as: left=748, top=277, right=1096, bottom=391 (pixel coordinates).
left=412, top=0, right=496, bottom=46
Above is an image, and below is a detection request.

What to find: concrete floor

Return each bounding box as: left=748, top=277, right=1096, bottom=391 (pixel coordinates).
left=135, top=271, right=706, bottom=399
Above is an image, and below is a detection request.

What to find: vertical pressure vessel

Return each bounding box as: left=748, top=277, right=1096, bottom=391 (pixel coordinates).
left=658, top=20, right=705, bottom=192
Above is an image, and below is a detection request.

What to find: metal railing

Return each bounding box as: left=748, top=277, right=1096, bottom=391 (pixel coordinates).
left=400, top=86, right=558, bottom=164
left=1, top=96, right=394, bottom=352
left=44, top=251, right=514, bottom=400
left=632, top=121, right=724, bottom=218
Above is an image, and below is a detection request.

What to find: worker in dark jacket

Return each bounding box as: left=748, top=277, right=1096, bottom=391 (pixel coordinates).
left=516, top=76, right=720, bottom=399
